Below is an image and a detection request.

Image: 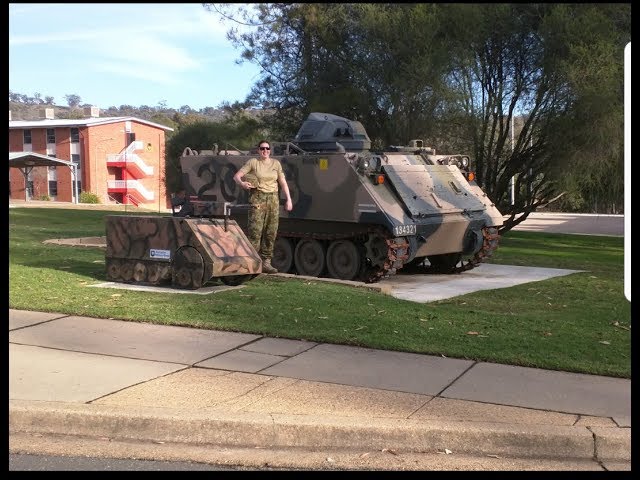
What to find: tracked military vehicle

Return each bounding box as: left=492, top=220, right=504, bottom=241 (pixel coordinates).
left=179, top=112, right=503, bottom=283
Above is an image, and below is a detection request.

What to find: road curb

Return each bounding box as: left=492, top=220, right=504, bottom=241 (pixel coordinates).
left=8, top=400, right=630, bottom=463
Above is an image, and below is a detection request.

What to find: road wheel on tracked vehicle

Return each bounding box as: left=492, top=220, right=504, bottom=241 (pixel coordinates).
left=106, top=258, right=123, bottom=281
left=272, top=237, right=294, bottom=273
left=294, top=239, right=326, bottom=277
left=326, top=240, right=362, bottom=280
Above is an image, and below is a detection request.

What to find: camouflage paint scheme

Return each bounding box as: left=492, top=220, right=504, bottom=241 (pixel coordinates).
left=105, top=215, right=262, bottom=289
left=178, top=112, right=503, bottom=283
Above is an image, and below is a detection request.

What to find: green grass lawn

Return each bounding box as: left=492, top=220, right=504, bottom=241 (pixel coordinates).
left=9, top=207, right=630, bottom=378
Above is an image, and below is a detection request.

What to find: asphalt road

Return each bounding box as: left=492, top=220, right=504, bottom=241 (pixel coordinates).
left=509, top=212, right=624, bottom=236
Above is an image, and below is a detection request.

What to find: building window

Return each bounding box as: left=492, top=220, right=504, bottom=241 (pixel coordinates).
left=74, top=180, right=82, bottom=194
left=71, top=153, right=80, bottom=165
left=48, top=180, right=58, bottom=197
left=23, top=130, right=32, bottom=144
left=48, top=154, right=57, bottom=158
left=47, top=128, right=56, bottom=144
left=71, top=128, right=79, bottom=143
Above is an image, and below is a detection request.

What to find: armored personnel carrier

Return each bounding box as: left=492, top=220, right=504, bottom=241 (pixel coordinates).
left=179, top=112, right=503, bottom=283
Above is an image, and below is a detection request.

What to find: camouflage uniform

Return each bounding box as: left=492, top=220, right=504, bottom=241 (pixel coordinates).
left=247, top=191, right=280, bottom=260
left=238, top=157, right=285, bottom=263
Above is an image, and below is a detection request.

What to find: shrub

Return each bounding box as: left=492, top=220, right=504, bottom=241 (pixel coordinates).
left=37, top=195, right=51, bottom=201
left=79, top=192, right=100, bottom=204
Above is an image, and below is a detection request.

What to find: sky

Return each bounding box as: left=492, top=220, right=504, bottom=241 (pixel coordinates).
left=8, top=3, right=263, bottom=111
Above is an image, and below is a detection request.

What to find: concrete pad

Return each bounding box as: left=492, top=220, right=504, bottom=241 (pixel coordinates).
left=94, top=368, right=432, bottom=419
left=261, top=343, right=473, bottom=395
left=95, top=369, right=278, bottom=409
left=411, top=397, right=579, bottom=426
left=196, top=349, right=287, bottom=372
left=9, top=344, right=184, bottom=403
left=9, top=316, right=261, bottom=364
left=384, top=264, right=582, bottom=303
left=237, top=379, right=431, bottom=418
left=441, top=362, right=631, bottom=419
left=9, top=309, right=66, bottom=330
left=89, top=282, right=244, bottom=295
left=239, top=337, right=317, bottom=356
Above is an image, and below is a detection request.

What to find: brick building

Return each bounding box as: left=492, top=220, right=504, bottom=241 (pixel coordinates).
left=8, top=107, right=173, bottom=209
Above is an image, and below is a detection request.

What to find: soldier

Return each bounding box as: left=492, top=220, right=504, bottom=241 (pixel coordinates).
left=233, top=140, right=293, bottom=274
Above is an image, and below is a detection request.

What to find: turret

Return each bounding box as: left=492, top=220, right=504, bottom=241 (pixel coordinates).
left=292, top=112, right=371, bottom=152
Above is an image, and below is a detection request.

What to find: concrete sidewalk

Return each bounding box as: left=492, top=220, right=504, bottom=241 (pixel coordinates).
left=9, top=309, right=630, bottom=470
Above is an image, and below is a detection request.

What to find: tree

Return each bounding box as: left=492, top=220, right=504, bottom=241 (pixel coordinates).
left=64, top=94, right=82, bottom=108
left=165, top=114, right=265, bottom=192
left=208, top=2, right=629, bottom=228
left=436, top=4, right=628, bottom=227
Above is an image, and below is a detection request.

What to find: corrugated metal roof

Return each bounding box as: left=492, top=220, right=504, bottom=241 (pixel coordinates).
left=8, top=151, right=75, bottom=167
left=8, top=116, right=173, bottom=131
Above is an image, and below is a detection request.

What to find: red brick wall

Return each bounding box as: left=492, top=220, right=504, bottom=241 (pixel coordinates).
left=9, top=120, right=169, bottom=207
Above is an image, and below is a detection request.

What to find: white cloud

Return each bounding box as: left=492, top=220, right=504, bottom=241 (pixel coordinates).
left=8, top=3, right=262, bottom=109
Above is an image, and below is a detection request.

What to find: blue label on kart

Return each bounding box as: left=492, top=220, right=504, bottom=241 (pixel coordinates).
left=150, top=249, right=171, bottom=260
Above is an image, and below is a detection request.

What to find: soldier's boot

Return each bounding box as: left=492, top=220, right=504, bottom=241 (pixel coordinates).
left=261, top=258, right=278, bottom=274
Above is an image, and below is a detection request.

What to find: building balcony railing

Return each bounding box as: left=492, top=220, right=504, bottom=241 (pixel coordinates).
left=106, top=152, right=154, bottom=177
left=107, top=179, right=154, bottom=201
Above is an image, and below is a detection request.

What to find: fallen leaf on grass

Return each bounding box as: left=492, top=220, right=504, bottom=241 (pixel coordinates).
left=318, top=316, right=328, bottom=319
left=466, top=331, right=479, bottom=335
left=487, top=454, right=500, bottom=459
left=612, top=321, right=630, bottom=331
left=360, top=452, right=370, bottom=458
left=355, top=326, right=366, bottom=330
left=110, top=294, right=122, bottom=298
left=382, top=448, right=398, bottom=455
left=599, top=340, right=610, bottom=345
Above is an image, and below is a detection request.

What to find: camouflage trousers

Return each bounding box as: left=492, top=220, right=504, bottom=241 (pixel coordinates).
left=247, top=191, right=280, bottom=260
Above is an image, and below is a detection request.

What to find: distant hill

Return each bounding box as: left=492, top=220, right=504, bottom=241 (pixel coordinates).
left=8, top=101, right=266, bottom=123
